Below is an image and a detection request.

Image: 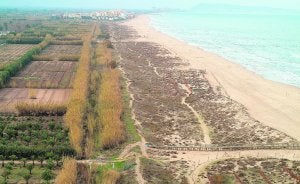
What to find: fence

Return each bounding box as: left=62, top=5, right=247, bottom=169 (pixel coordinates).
left=147, top=143, right=300, bottom=151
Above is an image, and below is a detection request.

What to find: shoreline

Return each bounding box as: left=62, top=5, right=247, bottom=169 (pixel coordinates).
left=122, top=15, right=300, bottom=141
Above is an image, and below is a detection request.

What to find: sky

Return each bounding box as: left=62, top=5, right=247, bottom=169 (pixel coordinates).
left=0, top=0, right=300, bottom=10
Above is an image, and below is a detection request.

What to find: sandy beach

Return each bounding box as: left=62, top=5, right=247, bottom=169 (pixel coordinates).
left=123, top=15, right=300, bottom=141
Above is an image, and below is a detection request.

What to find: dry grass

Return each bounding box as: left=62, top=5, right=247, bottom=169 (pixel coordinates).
left=96, top=41, right=116, bottom=68
left=32, top=55, right=53, bottom=61
left=55, top=157, right=77, bottom=184
left=98, top=69, right=125, bottom=149
left=101, top=170, right=120, bottom=184
left=64, top=27, right=94, bottom=156
left=28, top=88, right=37, bottom=99
left=58, top=54, right=80, bottom=61
left=15, top=102, right=67, bottom=116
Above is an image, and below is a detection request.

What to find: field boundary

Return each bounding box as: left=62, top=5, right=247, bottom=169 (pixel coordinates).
left=148, top=143, right=300, bottom=151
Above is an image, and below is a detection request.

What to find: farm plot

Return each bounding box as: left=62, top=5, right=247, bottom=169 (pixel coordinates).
left=8, top=61, right=77, bottom=88
left=0, top=115, right=74, bottom=184
left=0, top=88, right=71, bottom=113
left=0, top=44, right=35, bottom=65
left=0, top=115, right=74, bottom=158
left=39, top=45, right=82, bottom=60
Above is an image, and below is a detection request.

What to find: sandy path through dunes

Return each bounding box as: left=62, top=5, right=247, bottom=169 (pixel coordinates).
left=123, top=15, right=300, bottom=141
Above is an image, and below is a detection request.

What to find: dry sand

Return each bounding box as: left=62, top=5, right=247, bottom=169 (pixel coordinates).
left=123, top=15, right=300, bottom=141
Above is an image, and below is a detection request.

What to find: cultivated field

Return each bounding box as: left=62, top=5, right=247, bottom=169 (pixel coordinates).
left=0, top=44, right=35, bottom=65
left=39, top=44, right=81, bottom=58
left=41, top=44, right=82, bottom=55
left=8, top=61, right=77, bottom=88
left=0, top=88, right=71, bottom=113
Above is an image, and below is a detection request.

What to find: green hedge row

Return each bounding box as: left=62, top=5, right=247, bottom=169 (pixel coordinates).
left=0, top=35, right=52, bottom=88
left=6, top=37, right=43, bottom=44
left=0, top=145, right=75, bottom=159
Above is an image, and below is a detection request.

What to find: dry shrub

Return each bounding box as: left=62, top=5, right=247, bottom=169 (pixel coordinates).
left=101, top=170, right=120, bottom=184
left=51, top=40, right=83, bottom=45
left=58, top=55, right=80, bottom=61
left=28, top=88, right=37, bottom=99
left=64, top=26, right=94, bottom=156
left=16, top=102, right=67, bottom=116
left=55, top=157, right=77, bottom=184
left=99, top=69, right=125, bottom=149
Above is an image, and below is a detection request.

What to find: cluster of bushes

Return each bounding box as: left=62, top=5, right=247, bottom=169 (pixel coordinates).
left=64, top=30, right=93, bottom=156
left=15, top=102, right=67, bottom=116
left=0, top=34, right=52, bottom=88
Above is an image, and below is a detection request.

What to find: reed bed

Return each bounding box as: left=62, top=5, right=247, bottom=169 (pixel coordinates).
left=55, top=157, right=77, bottom=184
left=98, top=69, right=125, bottom=149
left=16, top=102, right=67, bottom=116
left=96, top=41, right=115, bottom=68
left=101, top=170, right=120, bottom=184
left=64, top=30, right=93, bottom=156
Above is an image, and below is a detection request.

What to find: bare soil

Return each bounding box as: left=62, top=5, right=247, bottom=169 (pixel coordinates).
left=8, top=60, right=77, bottom=88
left=40, top=44, right=82, bottom=59
left=0, top=88, right=71, bottom=113
left=0, top=44, right=35, bottom=64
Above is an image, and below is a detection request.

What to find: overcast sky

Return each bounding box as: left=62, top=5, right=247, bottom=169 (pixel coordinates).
left=0, top=0, right=300, bottom=10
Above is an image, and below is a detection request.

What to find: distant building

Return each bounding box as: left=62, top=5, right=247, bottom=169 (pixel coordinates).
left=61, top=10, right=135, bottom=21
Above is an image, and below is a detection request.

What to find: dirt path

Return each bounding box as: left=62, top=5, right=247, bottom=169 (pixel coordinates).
left=119, top=64, right=148, bottom=183
left=179, top=83, right=212, bottom=145
left=135, top=157, right=146, bottom=184
left=119, top=142, right=140, bottom=159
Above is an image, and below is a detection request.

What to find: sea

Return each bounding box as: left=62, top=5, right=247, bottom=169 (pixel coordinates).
left=149, top=4, right=300, bottom=88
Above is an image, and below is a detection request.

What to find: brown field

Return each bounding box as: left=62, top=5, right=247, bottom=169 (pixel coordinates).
left=0, top=44, right=35, bottom=64
left=39, top=44, right=82, bottom=59
left=8, top=60, right=77, bottom=88
left=0, top=88, right=71, bottom=113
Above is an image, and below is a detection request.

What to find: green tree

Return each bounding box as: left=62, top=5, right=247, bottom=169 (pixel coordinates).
left=31, top=155, right=36, bottom=166
left=0, top=155, right=5, bottom=167
left=53, top=155, right=60, bottom=166
left=21, top=158, right=27, bottom=167
left=46, top=159, right=55, bottom=170
left=41, top=169, right=54, bottom=184
left=38, top=156, right=45, bottom=167
left=4, top=163, right=13, bottom=171
left=26, top=164, right=34, bottom=174
left=21, top=171, right=31, bottom=184
left=8, top=155, right=17, bottom=165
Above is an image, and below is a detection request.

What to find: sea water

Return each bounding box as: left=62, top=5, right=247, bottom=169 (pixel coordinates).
left=149, top=4, right=300, bottom=87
